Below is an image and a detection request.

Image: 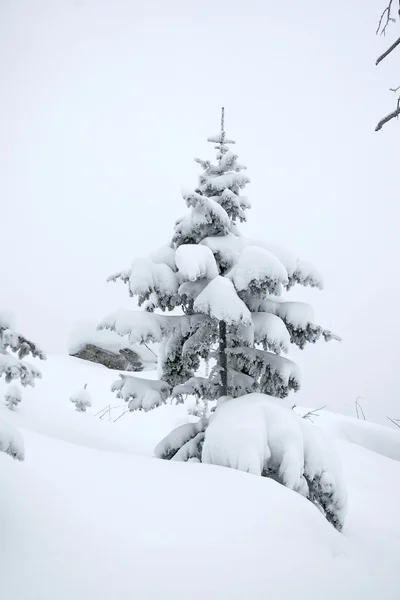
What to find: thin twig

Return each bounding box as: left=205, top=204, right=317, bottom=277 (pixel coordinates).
left=355, top=397, right=366, bottom=420
left=113, top=409, right=129, bottom=423
left=143, top=342, right=158, bottom=359
left=302, top=405, right=327, bottom=422
left=387, top=416, right=400, bottom=428
left=390, top=85, right=400, bottom=92
left=376, top=0, right=396, bottom=35
left=95, top=404, right=110, bottom=417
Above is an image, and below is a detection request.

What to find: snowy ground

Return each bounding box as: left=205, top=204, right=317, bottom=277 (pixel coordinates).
left=1, top=355, right=400, bottom=599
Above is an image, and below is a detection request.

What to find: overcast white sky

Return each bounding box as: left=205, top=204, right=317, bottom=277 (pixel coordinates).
left=1, top=0, right=399, bottom=424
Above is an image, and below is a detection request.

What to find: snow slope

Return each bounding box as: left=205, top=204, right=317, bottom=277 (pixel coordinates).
left=0, top=354, right=400, bottom=599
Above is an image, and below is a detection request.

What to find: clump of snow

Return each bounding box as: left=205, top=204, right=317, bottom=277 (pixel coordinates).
left=150, top=244, right=176, bottom=271
left=175, top=244, right=219, bottom=281
left=112, top=374, right=170, bottom=411
left=200, top=232, right=243, bottom=270
left=229, top=246, right=288, bottom=295
left=99, top=309, right=165, bottom=344
left=0, top=416, right=24, bottom=460
left=99, top=310, right=208, bottom=348
left=128, top=257, right=178, bottom=298
left=207, top=132, right=236, bottom=144
left=202, top=393, right=346, bottom=530
left=252, top=312, right=290, bottom=353
left=70, top=385, right=92, bottom=412
left=194, top=276, right=252, bottom=325
left=199, top=171, right=250, bottom=194
left=200, top=235, right=323, bottom=290
left=4, top=384, right=22, bottom=410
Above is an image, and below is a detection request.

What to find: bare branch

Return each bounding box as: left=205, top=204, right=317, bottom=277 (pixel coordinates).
left=302, top=405, right=327, bottom=422
left=389, top=85, right=400, bottom=92
left=355, top=397, right=366, bottom=420
left=387, top=416, right=400, bottom=428
left=376, top=1, right=396, bottom=36
left=142, top=342, right=158, bottom=358
left=375, top=103, right=400, bottom=130
left=376, top=35, right=400, bottom=65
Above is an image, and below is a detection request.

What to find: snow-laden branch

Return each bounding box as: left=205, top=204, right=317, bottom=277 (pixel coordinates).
left=111, top=374, right=170, bottom=411
left=0, top=354, right=42, bottom=386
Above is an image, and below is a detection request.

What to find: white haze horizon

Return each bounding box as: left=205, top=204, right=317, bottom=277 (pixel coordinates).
left=1, top=0, right=399, bottom=425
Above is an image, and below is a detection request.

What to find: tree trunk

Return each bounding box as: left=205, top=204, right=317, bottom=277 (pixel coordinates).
left=219, top=320, right=228, bottom=396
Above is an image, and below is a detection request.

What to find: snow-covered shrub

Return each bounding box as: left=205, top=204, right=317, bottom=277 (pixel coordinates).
left=70, top=384, right=92, bottom=412
left=0, top=311, right=45, bottom=460
left=0, top=311, right=45, bottom=386
left=4, top=385, right=22, bottom=410
left=202, top=393, right=347, bottom=530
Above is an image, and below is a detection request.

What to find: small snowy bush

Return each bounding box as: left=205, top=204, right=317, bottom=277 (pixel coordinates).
left=70, top=384, right=92, bottom=412
left=0, top=311, right=45, bottom=460
left=4, top=385, right=22, bottom=410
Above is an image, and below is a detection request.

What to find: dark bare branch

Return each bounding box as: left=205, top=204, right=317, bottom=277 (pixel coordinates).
left=376, top=35, right=400, bottom=65
left=387, top=416, right=400, bottom=428
left=355, top=397, right=366, bottom=420
left=375, top=104, right=400, bottom=130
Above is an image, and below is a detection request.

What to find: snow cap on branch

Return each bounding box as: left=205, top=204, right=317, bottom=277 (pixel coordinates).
left=194, top=276, right=252, bottom=325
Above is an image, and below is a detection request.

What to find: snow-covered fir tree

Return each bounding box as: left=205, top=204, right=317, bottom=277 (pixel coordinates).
left=0, top=311, right=45, bottom=460
left=70, top=384, right=92, bottom=412
left=99, top=110, right=345, bottom=529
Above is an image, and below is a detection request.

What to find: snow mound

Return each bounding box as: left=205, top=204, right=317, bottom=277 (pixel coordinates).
left=175, top=244, right=219, bottom=281
left=0, top=354, right=399, bottom=598
left=202, top=393, right=347, bottom=529
left=193, top=276, right=252, bottom=325
left=302, top=409, right=400, bottom=462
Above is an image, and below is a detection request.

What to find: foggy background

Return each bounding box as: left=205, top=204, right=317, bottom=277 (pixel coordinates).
left=1, top=0, right=398, bottom=424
